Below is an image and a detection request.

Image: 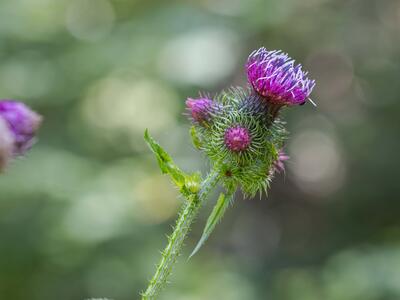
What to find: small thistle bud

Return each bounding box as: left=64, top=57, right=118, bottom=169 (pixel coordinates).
left=0, top=100, right=42, bottom=157
left=246, top=47, right=315, bottom=106
left=272, top=150, right=289, bottom=174
left=224, top=126, right=251, bottom=152
left=186, top=97, right=213, bottom=124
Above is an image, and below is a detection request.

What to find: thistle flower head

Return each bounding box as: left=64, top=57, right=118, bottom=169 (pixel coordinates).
left=0, top=100, right=42, bottom=155
left=224, top=126, right=251, bottom=152
left=246, top=47, right=315, bottom=106
left=186, top=97, right=214, bottom=124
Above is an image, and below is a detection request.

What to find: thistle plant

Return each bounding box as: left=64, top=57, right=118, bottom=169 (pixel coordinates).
left=141, top=47, right=315, bottom=299
left=0, top=100, right=42, bottom=172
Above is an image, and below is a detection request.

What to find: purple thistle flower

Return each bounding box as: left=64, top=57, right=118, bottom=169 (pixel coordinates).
left=0, top=100, right=42, bottom=156
left=246, top=47, right=315, bottom=106
left=186, top=97, right=214, bottom=124
left=224, top=126, right=251, bottom=152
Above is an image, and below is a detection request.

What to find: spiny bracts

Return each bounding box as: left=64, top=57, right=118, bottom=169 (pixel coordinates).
left=189, top=87, right=288, bottom=197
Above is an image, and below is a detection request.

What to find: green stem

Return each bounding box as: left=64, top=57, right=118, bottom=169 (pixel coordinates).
left=141, top=166, right=221, bottom=300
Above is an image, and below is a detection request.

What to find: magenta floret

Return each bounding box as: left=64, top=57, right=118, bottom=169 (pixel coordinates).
left=224, top=126, right=251, bottom=152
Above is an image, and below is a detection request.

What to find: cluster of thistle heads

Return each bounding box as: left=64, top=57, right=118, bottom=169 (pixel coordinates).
left=0, top=100, right=42, bottom=171
left=186, top=47, right=315, bottom=196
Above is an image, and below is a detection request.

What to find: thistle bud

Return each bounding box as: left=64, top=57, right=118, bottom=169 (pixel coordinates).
left=186, top=97, right=214, bottom=124
left=246, top=47, right=315, bottom=106
left=0, top=100, right=42, bottom=171
left=224, top=126, right=251, bottom=152
left=273, top=150, right=289, bottom=174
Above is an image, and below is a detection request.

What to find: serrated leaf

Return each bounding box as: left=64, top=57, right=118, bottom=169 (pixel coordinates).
left=144, top=129, right=186, bottom=188
left=190, top=190, right=235, bottom=257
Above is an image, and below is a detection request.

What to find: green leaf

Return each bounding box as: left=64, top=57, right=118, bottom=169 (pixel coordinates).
left=144, top=129, right=186, bottom=189
left=190, top=190, right=235, bottom=257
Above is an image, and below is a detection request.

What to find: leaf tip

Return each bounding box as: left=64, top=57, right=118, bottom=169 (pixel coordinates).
left=144, top=128, right=150, bottom=139
left=189, top=236, right=207, bottom=259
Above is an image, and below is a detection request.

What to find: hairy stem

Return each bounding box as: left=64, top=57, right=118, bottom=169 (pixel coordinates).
left=141, top=166, right=221, bottom=300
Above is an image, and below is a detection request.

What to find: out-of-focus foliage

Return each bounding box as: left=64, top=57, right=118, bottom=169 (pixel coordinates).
left=0, top=0, right=399, bottom=299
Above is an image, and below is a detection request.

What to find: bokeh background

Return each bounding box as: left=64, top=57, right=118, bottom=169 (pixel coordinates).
left=0, top=0, right=399, bottom=299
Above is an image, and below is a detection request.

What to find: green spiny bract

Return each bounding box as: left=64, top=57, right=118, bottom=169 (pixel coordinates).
left=191, top=87, right=288, bottom=197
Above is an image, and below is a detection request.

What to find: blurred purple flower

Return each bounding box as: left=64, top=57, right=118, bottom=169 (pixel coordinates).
left=246, top=47, right=315, bottom=106
left=186, top=97, right=214, bottom=124
left=224, top=126, right=251, bottom=152
left=0, top=100, right=42, bottom=156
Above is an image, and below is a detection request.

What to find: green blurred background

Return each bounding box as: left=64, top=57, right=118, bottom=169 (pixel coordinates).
left=0, top=0, right=399, bottom=299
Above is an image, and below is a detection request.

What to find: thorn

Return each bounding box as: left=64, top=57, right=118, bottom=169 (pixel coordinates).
left=308, top=97, right=317, bottom=107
